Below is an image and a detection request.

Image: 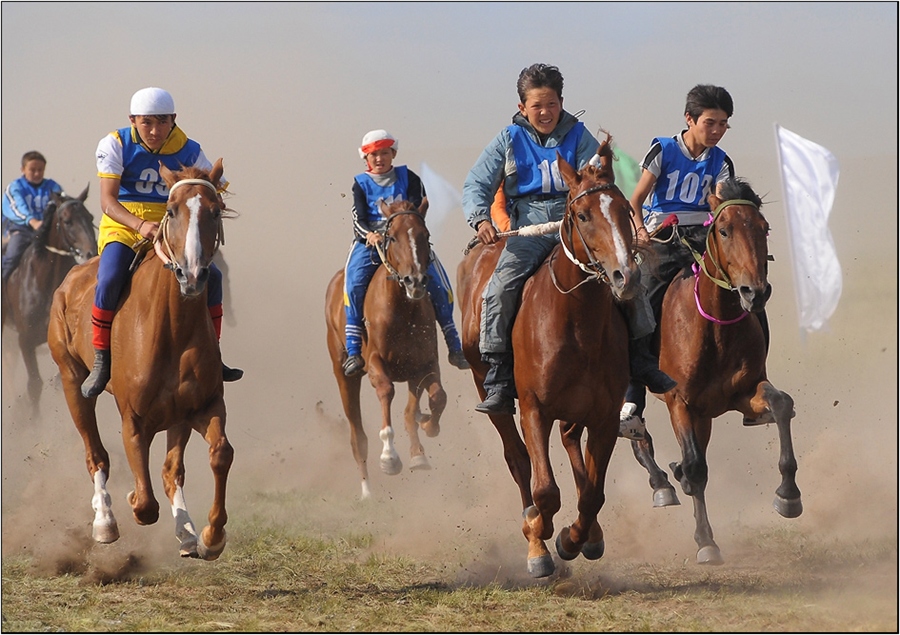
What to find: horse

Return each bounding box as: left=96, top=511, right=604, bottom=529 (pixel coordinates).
left=47, top=160, right=234, bottom=560
left=1, top=186, right=95, bottom=408
left=631, top=177, right=801, bottom=565
left=325, top=198, right=447, bottom=500
left=458, top=136, right=640, bottom=578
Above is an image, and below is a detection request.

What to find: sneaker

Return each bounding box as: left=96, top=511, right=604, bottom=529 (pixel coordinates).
left=475, top=389, right=516, bottom=415
left=618, top=402, right=647, bottom=440
left=342, top=354, right=365, bottom=377
left=222, top=363, right=244, bottom=382
left=448, top=349, right=470, bottom=370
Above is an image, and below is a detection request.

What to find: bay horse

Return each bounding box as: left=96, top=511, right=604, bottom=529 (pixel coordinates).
left=1, top=186, right=95, bottom=407
left=458, top=136, right=640, bottom=577
left=325, top=198, right=447, bottom=500
left=47, top=160, right=234, bottom=559
left=634, top=177, right=801, bottom=565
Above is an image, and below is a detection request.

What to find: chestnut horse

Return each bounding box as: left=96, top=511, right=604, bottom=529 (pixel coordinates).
left=458, top=137, right=640, bottom=577
left=325, top=198, right=447, bottom=500
left=633, top=177, right=801, bottom=565
left=48, top=160, right=234, bottom=559
left=2, top=186, right=95, bottom=407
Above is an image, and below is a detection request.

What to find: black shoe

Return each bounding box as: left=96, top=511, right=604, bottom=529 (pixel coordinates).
left=448, top=349, right=470, bottom=369
left=223, top=363, right=243, bottom=382
left=342, top=354, right=365, bottom=377
left=475, top=389, right=516, bottom=415
left=81, top=349, right=111, bottom=398
left=629, top=336, right=677, bottom=394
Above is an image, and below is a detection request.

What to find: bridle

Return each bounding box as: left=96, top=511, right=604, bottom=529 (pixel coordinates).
left=374, top=210, right=429, bottom=283
left=685, top=198, right=762, bottom=293
left=154, top=178, right=225, bottom=270
left=43, top=199, right=93, bottom=261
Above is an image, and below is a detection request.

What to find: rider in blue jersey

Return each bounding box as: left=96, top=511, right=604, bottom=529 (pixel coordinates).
left=341, top=129, right=469, bottom=378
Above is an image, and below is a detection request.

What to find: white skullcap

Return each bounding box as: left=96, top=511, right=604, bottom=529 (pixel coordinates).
left=359, top=129, right=398, bottom=159
left=130, top=87, right=175, bottom=116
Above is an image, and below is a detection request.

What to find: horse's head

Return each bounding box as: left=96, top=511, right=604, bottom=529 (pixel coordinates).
left=557, top=134, right=640, bottom=300
left=378, top=198, right=431, bottom=301
left=43, top=185, right=96, bottom=264
left=158, top=159, right=226, bottom=297
left=705, top=177, right=771, bottom=313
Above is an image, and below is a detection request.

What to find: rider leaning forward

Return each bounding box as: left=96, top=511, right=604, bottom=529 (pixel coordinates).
left=81, top=87, right=243, bottom=398
left=462, top=63, right=676, bottom=417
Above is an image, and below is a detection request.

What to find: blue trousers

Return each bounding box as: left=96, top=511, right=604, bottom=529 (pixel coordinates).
left=1, top=228, right=34, bottom=281
left=94, top=241, right=222, bottom=311
left=343, top=239, right=460, bottom=357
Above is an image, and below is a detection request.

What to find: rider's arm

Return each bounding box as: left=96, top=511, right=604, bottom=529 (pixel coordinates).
left=630, top=169, right=657, bottom=240
left=349, top=180, right=380, bottom=246
left=462, top=130, right=507, bottom=234
left=99, top=177, right=152, bottom=238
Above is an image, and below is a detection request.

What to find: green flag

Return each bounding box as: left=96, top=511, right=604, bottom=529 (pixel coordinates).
left=612, top=149, right=642, bottom=199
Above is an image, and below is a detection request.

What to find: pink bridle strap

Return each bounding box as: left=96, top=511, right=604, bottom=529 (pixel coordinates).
left=692, top=263, right=749, bottom=325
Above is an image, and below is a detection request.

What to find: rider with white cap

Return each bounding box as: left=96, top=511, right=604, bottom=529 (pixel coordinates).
left=82, top=87, right=242, bottom=397
left=341, top=129, right=469, bottom=377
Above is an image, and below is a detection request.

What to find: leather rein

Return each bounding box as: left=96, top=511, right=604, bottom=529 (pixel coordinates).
left=374, top=210, right=428, bottom=282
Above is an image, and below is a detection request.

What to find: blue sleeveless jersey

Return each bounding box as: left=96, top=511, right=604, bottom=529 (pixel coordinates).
left=354, top=165, right=409, bottom=225
left=117, top=126, right=203, bottom=203
left=648, top=136, right=726, bottom=213
left=508, top=122, right=584, bottom=197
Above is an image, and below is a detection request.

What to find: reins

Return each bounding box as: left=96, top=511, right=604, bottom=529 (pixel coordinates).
left=374, top=210, right=427, bottom=283
left=44, top=199, right=90, bottom=258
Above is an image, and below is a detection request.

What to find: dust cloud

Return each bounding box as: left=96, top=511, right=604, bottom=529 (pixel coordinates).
left=1, top=152, right=896, bottom=607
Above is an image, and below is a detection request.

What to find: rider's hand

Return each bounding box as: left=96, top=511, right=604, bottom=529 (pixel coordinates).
left=365, top=231, right=382, bottom=248
left=636, top=225, right=650, bottom=243
left=476, top=220, right=499, bottom=245
left=138, top=220, right=159, bottom=241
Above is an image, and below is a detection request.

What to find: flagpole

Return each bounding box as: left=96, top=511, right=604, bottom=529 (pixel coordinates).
left=774, top=122, right=807, bottom=344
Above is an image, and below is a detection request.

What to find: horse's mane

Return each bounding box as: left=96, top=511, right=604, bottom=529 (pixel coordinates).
left=718, top=177, right=763, bottom=209
left=582, top=130, right=616, bottom=183
left=33, top=198, right=59, bottom=248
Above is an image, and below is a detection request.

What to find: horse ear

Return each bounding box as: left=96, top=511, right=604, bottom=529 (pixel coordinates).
left=557, top=151, right=579, bottom=189
left=78, top=183, right=89, bottom=202
left=418, top=196, right=429, bottom=217
left=707, top=191, right=722, bottom=211
left=378, top=199, right=390, bottom=218
left=158, top=161, right=177, bottom=189
left=209, top=158, right=224, bottom=186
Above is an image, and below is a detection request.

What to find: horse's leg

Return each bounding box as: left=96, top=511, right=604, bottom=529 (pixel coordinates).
left=519, top=406, right=559, bottom=578
left=630, top=430, right=680, bottom=507
left=744, top=381, right=802, bottom=518
left=190, top=402, right=233, bottom=561
left=668, top=399, right=721, bottom=565
left=161, top=424, right=201, bottom=558
left=416, top=371, right=446, bottom=439
left=335, top=371, right=371, bottom=499
left=403, top=383, right=430, bottom=471
left=555, top=420, right=605, bottom=562
left=18, top=332, right=42, bottom=410
left=57, top=360, right=118, bottom=543
left=120, top=409, right=161, bottom=527
left=368, top=358, right=402, bottom=476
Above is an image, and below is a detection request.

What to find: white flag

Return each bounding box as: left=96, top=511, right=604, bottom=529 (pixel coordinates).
left=775, top=124, right=842, bottom=332
left=419, top=162, right=462, bottom=234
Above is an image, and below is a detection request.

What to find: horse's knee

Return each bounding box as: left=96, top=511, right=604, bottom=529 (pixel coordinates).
left=532, top=482, right=561, bottom=516
left=128, top=491, right=160, bottom=526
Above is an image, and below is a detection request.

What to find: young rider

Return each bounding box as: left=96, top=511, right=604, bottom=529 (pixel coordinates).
left=342, top=129, right=469, bottom=377
left=462, top=63, right=675, bottom=416
left=82, top=87, right=242, bottom=398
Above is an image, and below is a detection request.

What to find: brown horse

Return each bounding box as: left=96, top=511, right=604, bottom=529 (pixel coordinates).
left=325, top=198, right=447, bottom=500
left=1, top=186, right=95, bottom=407
left=459, top=136, right=640, bottom=577
left=48, top=160, right=234, bottom=559
left=634, top=177, right=801, bottom=565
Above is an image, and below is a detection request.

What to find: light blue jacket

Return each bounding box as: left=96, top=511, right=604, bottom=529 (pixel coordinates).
left=462, top=110, right=600, bottom=231
left=2, top=175, right=63, bottom=227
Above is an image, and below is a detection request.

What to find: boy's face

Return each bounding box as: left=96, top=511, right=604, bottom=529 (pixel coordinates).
left=518, top=87, right=562, bottom=136
left=130, top=115, right=176, bottom=151
left=365, top=148, right=395, bottom=175
left=21, top=159, right=46, bottom=185
left=685, top=108, right=730, bottom=148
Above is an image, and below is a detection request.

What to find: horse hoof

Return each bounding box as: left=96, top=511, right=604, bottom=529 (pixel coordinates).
left=380, top=456, right=403, bottom=476
left=420, top=420, right=440, bottom=438
left=555, top=530, right=579, bottom=561
left=697, top=545, right=724, bottom=565
left=652, top=487, right=680, bottom=508
left=197, top=530, right=226, bottom=561
left=409, top=454, right=431, bottom=471
left=774, top=495, right=803, bottom=519
left=581, top=540, right=605, bottom=561
left=179, top=538, right=199, bottom=558
left=92, top=519, right=120, bottom=544
left=527, top=554, right=555, bottom=578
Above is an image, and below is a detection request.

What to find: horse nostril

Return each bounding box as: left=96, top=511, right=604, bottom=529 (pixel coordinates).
left=612, top=270, right=625, bottom=287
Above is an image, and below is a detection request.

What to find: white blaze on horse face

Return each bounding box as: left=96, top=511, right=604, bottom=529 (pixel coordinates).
left=598, top=193, right=630, bottom=269
left=407, top=227, right=424, bottom=277
left=184, top=194, right=204, bottom=277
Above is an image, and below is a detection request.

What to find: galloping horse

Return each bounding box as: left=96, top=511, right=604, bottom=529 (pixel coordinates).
left=325, top=198, right=447, bottom=500
left=48, top=160, right=234, bottom=559
left=458, top=136, right=640, bottom=577
left=634, top=177, right=801, bottom=565
left=1, top=186, right=95, bottom=407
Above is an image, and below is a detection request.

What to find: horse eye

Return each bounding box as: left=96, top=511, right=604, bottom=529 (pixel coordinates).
left=719, top=228, right=728, bottom=238
left=577, top=213, right=588, bottom=222
left=166, top=208, right=174, bottom=218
